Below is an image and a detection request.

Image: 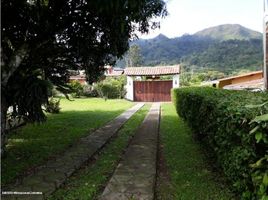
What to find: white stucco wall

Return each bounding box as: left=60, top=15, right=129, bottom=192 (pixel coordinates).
left=125, top=76, right=134, bottom=101
left=172, top=75, right=180, bottom=88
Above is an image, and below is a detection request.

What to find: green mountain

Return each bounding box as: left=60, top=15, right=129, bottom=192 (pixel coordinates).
left=194, top=24, right=262, bottom=41
left=127, top=24, right=263, bottom=73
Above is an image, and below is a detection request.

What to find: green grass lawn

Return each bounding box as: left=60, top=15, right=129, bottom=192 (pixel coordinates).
left=157, top=103, right=236, bottom=200
left=2, top=98, right=133, bottom=186
left=48, top=104, right=150, bottom=200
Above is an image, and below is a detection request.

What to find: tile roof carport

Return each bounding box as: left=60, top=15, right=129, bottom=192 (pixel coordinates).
left=124, top=66, right=180, bottom=76
left=124, top=66, right=180, bottom=102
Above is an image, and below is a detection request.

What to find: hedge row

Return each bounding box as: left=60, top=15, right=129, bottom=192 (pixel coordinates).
left=67, top=76, right=126, bottom=99
left=172, top=87, right=268, bottom=200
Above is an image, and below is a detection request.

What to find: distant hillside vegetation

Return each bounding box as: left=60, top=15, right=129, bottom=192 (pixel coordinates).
left=123, top=24, right=263, bottom=73
left=194, top=24, right=262, bottom=41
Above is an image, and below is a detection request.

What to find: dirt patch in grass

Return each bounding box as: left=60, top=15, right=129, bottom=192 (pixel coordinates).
left=155, top=138, right=176, bottom=200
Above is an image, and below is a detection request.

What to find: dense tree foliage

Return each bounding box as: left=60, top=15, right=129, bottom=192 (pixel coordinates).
left=180, top=70, right=225, bottom=86
left=134, top=36, right=262, bottom=71
left=1, top=0, right=167, bottom=154
left=126, top=45, right=143, bottom=67
left=181, top=39, right=262, bottom=73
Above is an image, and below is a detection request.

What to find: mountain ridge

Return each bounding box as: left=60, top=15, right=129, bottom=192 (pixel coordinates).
left=144, top=24, right=262, bottom=41
left=193, top=24, right=262, bottom=41
left=126, top=24, right=263, bottom=72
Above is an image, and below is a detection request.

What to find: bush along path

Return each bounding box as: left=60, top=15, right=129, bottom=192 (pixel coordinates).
left=2, top=103, right=144, bottom=200
left=172, top=87, right=268, bottom=199
left=156, top=103, right=235, bottom=200
left=100, top=103, right=160, bottom=200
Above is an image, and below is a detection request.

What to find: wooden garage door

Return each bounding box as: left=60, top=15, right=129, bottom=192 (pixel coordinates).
left=134, top=80, right=172, bottom=102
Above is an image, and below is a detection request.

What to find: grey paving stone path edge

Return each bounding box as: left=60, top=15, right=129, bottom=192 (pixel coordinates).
left=2, top=103, right=144, bottom=200
left=100, top=102, right=160, bottom=200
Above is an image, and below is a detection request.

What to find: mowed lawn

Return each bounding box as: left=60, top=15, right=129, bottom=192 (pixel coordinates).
left=157, top=103, right=235, bottom=200
left=2, top=98, right=133, bottom=186
left=49, top=104, right=150, bottom=200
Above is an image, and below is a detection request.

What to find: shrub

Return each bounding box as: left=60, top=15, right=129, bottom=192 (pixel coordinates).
left=172, top=87, right=268, bottom=199
left=68, top=80, right=83, bottom=98
left=45, top=97, right=61, bottom=113
left=95, top=83, right=116, bottom=99
left=82, top=85, right=98, bottom=97
left=94, top=76, right=126, bottom=99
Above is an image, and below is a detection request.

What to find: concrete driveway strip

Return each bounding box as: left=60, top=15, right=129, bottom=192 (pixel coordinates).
left=2, top=103, right=144, bottom=200
left=100, top=102, right=160, bottom=200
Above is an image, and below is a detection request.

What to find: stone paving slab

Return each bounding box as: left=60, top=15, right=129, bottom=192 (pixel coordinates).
left=2, top=103, right=144, bottom=200
left=100, top=103, right=160, bottom=200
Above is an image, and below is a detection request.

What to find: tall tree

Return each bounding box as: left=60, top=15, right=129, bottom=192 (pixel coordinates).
left=1, top=0, right=167, bottom=155
left=127, top=45, right=143, bottom=67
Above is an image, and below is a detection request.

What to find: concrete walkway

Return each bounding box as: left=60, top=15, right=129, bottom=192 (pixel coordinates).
left=2, top=103, right=144, bottom=200
left=100, top=103, right=160, bottom=200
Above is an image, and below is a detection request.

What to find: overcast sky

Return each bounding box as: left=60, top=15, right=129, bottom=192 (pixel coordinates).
left=138, top=0, right=264, bottom=39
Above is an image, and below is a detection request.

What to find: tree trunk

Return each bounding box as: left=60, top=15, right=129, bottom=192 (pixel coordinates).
left=1, top=94, right=9, bottom=157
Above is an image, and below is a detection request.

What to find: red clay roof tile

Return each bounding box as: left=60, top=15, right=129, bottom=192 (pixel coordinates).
left=124, top=65, right=180, bottom=76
